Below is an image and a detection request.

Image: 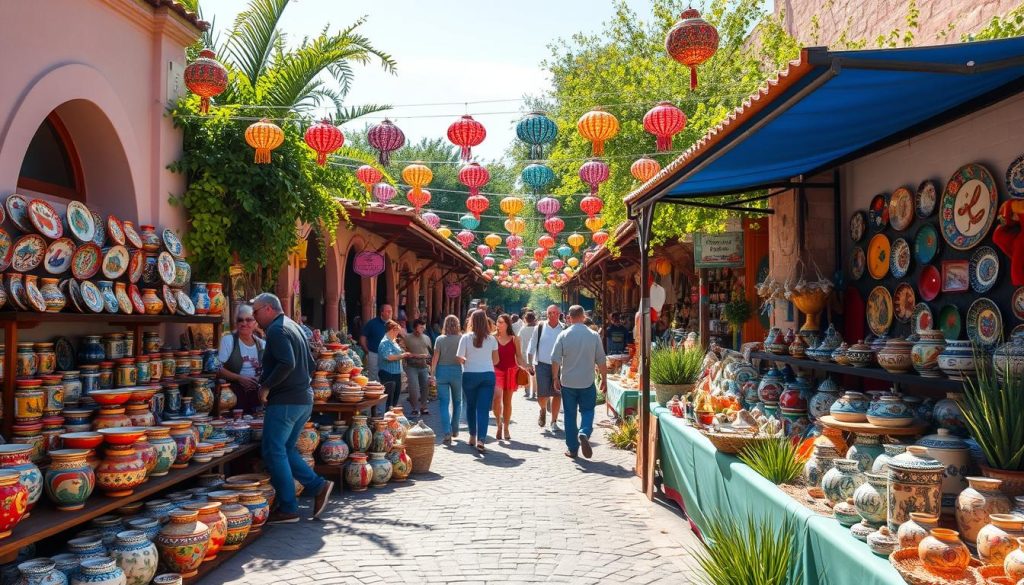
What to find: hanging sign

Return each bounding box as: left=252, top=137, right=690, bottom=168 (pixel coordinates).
left=694, top=232, right=744, bottom=267
left=445, top=283, right=462, bottom=298
left=353, top=251, right=385, bottom=277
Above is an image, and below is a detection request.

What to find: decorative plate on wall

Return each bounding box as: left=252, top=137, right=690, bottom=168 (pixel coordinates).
left=889, top=187, right=914, bottom=231
left=890, top=237, right=911, bottom=279
left=1013, top=287, right=1024, bottom=320
left=122, top=222, right=143, bottom=250
left=1006, top=153, right=1024, bottom=199
left=163, top=284, right=178, bottom=314
left=5, top=194, right=33, bottom=233
left=916, top=180, right=938, bottom=218
left=849, top=246, right=866, bottom=280
left=79, top=280, right=104, bottom=313
left=893, top=283, right=915, bottom=323
left=11, top=234, right=45, bottom=272
left=0, top=229, right=13, bottom=271
left=101, top=245, right=129, bottom=280
left=106, top=216, right=126, bottom=246
left=918, top=265, right=940, bottom=302
left=850, top=211, right=867, bottom=243
left=912, top=302, right=933, bottom=334
left=71, top=243, right=101, bottom=280
left=66, top=202, right=95, bottom=244
left=163, top=229, right=185, bottom=258
left=867, top=233, right=891, bottom=280
left=127, top=250, right=144, bottom=284
left=866, top=285, right=893, bottom=336
left=43, top=238, right=76, bottom=275
left=914, top=223, right=940, bottom=264
left=969, top=245, right=999, bottom=293
left=967, top=298, right=1003, bottom=348
left=938, top=304, right=962, bottom=341
left=28, top=199, right=63, bottom=240
left=91, top=212, right=106, bottom=247
left=868, top=194, right=889, bottom=231
left=940, top=162, right=998, bottom=250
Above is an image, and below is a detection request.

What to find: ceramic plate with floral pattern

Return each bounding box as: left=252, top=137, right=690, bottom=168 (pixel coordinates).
left=157, top=251, right=176, bottom=285
left=0, top=228, right=13, bottom=271
left=889, top=237, right=911, bottom=279
left=893, top=283, right=915, bottom=323
left=162, top=229, right=184, bottom=258
left=122, top=221, right=143, bottom=250
left=967, top=298, right=1002, bottom=348
left=867, top=233, right=890, bottom=280
left=941, top=163, right=997, bottom=251
left=44, top=237, right=76, bottom=275
left=849, top=246, right=865, bottom=280
left=79, top=280, right=104, bottom=313
left=106, top=216, right=126, bottom=246
left=849, top=211, right=867, bottom=243
left=912, top=302, right=933, bottom=334
left=66, top=201, right=95, bottom=244
left=91, top=212, right=106, bottom=247
left=7, top=277, right=26, bottom=310
left=129, top=284, right=145, bottom=314
left=102, top=245, right=129, bottom=279
left=969, top=245, right=999, bottom=293
left=175, top=289, right=195, bottom=316
left=888, top=187, right=914, bottom=231
left=72, top=243, right=101, bottom=280
left=163, top=284, right=178, bottom=314
left=916, top=180, right=938, bottom=218
left=12, top=234, right=46, bottom=272
left=127, top=250, right=144, bottom=284
left=5, top=194, right=33, bottom=233
left=868, top=194, right=889, bottom=232
left=28, top=199, right=63, bottom=240
left=866, top=285, right=893, bottom=336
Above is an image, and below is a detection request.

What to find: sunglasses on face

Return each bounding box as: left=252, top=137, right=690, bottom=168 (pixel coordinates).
left=237, top=318, right=256, bottom=324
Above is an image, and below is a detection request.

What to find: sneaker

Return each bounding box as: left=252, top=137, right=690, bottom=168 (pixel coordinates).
left=550, top=421, right=560, bottom=433
left=267, top=511, right=300, bottom=524
left=579, top=434, right=593, bottom=459
left=538, top=409, right=546, bottom=427
left=564, top=450, right=578, bottom=458
left=313, top=480, right=334, bottom=519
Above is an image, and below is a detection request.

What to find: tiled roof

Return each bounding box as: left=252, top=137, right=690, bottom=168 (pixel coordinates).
left=142, top=0, right=209, bottom=31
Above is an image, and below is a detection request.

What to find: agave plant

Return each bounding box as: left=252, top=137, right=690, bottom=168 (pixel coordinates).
left=961, top=346, right=1024, bottom=471
left=738, top=438, right=807, bottom=484
left=606, top=416, right=639, bottom=451
left=649, top=346, right=703, bottom=386
left=694, top=514, right=800, bottom=585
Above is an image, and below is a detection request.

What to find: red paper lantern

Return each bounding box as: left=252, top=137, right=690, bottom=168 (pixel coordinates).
left=367, top=119, right=406, bottom=165
left=407, top=188, right=431, bottom=213
left=456, top=230, right=475, bottom=248
left=304, top=119, right=344, bottom=166
left=580, top=196, right=604, bottom=218
left=506, top=235, right=523, bottom=249
left=538, top=234, right=555, bottom=249
left=592, top=230, right=609, bottom=246
left=476, top=244, right=491, bottom=257
left=579, top=159, right=610, bottom=195
left=544, top=216, right=565, bottom=237
left=458, top=163, right=490, bottom=197
left=534, top=248, right=547, bottom=262
left=643, top=102, right=687, bottom=152
left=466, top=195, right=489, bottom=219
left=356, top=165, right=383, bottom=193
left=184, top=48, right=228, bottom=114
left=665, top=9, right=720, bottom=90
left=447, top=115, right=487, bottom=161
left=631, top=157, right=661, bottom=183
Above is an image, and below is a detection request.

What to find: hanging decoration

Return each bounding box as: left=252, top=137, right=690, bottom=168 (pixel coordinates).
left=406, top=188, right=431, bottom=213
left=502, top=259, right=514, bottom=269
left=402, top=162, right=432, bottom=196
left=504, top=217, right=526, bottom=235
left=592, top=230, right=609, bottom=246
left=544, top=216, right=565, bottom=237
left=516, top=112, right=558, bottom=159
left=568, top=257, right=580, bottom=268
left=447, top=115, right=487, bottom=161
left=585, top=216, right=605, bottom=232
left=509, top=247, right=525, bottom=262
left=538, top=234, right=555, bottom=250
left=557, top=244, right=572, bottom=258
left=631, top=157, right=661, bottom=183
left=466, top=195, right=490, bottom=219
left=245, top=119, right=285, bottom=164
left=536, top=197, right=561, bottom=217
left=476, top=244, right=491, bottom=257
left=459, top=213, right=481, bottom=230
left=372, top=182, right=396, bottom=204
left=580, top=195, right=604, bottom=218
left=456, top=230, right=475, bottom=248
left=643, top=102, right=687, bottom=152
left=567, top=233, right=585, bottom=253
left=367, top=119, right=406, bottom=165
left=184, top=48, right=228, bottom=114
left=506, top=235, right=524, bottom=250
left=577, top=108, right=619, bottom=156
left=484, top=233, right=502, bottom=249
left=356, top=165, right=383, bottom=193
left=458, top=163, right=490, bottom=196
left=534, top=248, right=547, bottom=262
left=421, top=212, right=441, bottom=229
left=579, top=158, right=610, bottom=195
left=499, top=196, right=525, bottom=218
left=665, top=8, right=720, bottom=90
left=304, top=119, right=344, bottom=166
left=654, top=257, right=673, bottom=276
left=552, top=259, right=565, bottom=269
left=438, top=226, right=452, bottom=239
left=483, top=256, right=495, bottom=267
left=521, top=163, right=556, bottom=193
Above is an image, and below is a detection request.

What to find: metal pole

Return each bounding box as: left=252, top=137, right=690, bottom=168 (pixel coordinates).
left=637, top=202, right=655, bottom=493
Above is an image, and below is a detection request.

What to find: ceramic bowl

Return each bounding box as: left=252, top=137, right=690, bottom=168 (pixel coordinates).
left=348, top=367, right=362, bottom=377
left=125, top=386, right=160, bottom=403
left=845, top=347, right=876, bottom=368
left=97, top=426, right=148, bottom=445
left=60, top=431, right=104, bottom=449
left=87, top=389, right=134, bottom=406
left=866, top=397, right=915, bottom=428
left=62, top=409, right=95, bottom=426
left=830, top=392, right=870, bottom=423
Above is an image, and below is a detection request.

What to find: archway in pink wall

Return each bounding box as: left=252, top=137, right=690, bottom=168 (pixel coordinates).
left=298, top=236, right=327, bottom=330
left=343, top=237, right=366, bottom=335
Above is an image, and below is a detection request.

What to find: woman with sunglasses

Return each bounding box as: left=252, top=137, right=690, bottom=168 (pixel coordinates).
left=218, top=303, right=266, bottom=413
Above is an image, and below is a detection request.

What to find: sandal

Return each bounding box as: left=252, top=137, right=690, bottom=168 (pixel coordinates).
left=495, top=427, right=504, bottom=440
left=476, top=441, right=486, bottom=452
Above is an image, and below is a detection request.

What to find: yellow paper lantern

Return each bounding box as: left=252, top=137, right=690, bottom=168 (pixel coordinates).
left=567, top=232, right=585, bottom=253
left=567, top=257, right=579, bottom=268
left=484, top=233, right=502, bottom=249
left=499, top=196, right=525, bottom=217
left=585, top=216, right=605, bottom=232
left=654, top=257, right=672, bottom=276
left=245, top=118, right=285, bottom=164
left=437, top=226, right=452, bottom=239
left=401, top=162, right=433, bottom=195
left=504, top=217, right=526, bottom=235
left=577, top=107, right=620, bottom=155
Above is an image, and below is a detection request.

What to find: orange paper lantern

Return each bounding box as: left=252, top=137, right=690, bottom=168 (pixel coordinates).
left=631, top=157, right=661, bottom=183
left=245, top=119, right=285, bottom=164
left=577, top=108, right=619, bottom=156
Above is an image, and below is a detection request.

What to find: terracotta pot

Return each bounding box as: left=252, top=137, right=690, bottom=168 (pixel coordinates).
left=387, top=444, right=413, bottom=482
left=956, top=476, right=1012, bottom=545
left=181, top=502, right=226, bottom=561
left=133, top=436, right=157, bottom=477
left=237, top=490, right=269, bottom=534
left=918, top=528, right=970, bottom=578
left=319, top=434, right=349, bottom=466
left=155, top=509, right=210, bottom=578
left=44, top=448, right=95, bottom=511
left=109, top=529, right=158, bottom=585
left=95, top=446, right=147, bottom=497
left=983, top=465, right=1024, bottom=498
left=344, top=453, right=372, bottom=491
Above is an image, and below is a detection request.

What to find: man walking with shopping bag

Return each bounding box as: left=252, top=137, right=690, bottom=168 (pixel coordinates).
left=550, top=305, right=607, bottom=459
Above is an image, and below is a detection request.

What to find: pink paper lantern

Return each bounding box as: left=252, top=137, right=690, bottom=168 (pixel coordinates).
left=372, top=182, right=396, bottom=204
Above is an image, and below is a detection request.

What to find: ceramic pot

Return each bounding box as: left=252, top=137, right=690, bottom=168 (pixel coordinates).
left=311, top=372, right=331, bottom=403
left=123, top=404, right=153, bottom=428
left=897, top=512, right=938, bottom=549
left=853, top=472, right=889, bottom=527
left=78, top=336, right=105, bottom=366
left=140, top=289, right=162, bottom=315
left=97, top=281, right=117, bottom=314
left=180, top=502, right=226, bottom=561
left=920, top=429, right=973, bottom=515
left=220, top=502, right=252, bottom=551
left=0, top=444, right=42, bottom=512
left=155, top=509, right=209, bottom=578
left=125, top=517, right=159, bottom=542
left=887, top=446, right=944, bottom=531
left=187, top=379, right=214, bottom=416
left=919, top=528, right=970, bottom=578
left=821, top=458, right=865, bottom=506
left=978, top=514, right=1024, bottom=565
left=368, top=451, right=393, bottom=487
left=829, top=391, right=869, bottom=423
left=1006, top=537, right=1024, bottom=581
left=756, top=367, right=783, bottom=405
left=39, top=278, right=66, bottom=312
left=387, top=444, right=412, bottom=481
left=933, top=392, right=969, bottom=437
left=70, top=558, right=125, bottom=585
left=139, top=225, right=160, bottom=252
left=316, top=352, right=337, bottom=373
left=911, top=329, right=946, bottom=377
left=319, top=434, right=349, bottom=465
left=109, top=530, right=157, bottom=585
left=67, top=536, right=107, bottom=562
left=867, top=526, right=899, bottom=557
left=161, top=421, right=195, bottom=468
left=833, top=497, right=860, bottom=527
left=866, top=395, right=914, bottom=428
left=216, top=383, right=236, bottom=413
left=50, top=555, right=80, bottom=581
left=296, top=422, right=319, bottom=457
left=132, top=436, right=157, bottom=477
left=803, top=443, right=839, bottom=499
left=344, top=453, right=372, bottom=491
left=845, top=340, right=875, bottom=368
left=346, top=415, right=372, bottom=453
left=994, top=331, right=1024, bottom=383
left=206, top=283, right=225, bottom=317
left=14, top=380, right=44, bottom=423
left=92, top=407, right=131, bottom=431
left=45, top=449, right=95, bottom=511
left=17, top=558, right=68, bottom=585
left=190, top=283, right=209, bottom=315
left=938, top=340, right=981, bottom=381
left=95, top=446, right=146, bottom=497
left=808, top=377, right=840, bottom=421
left=846, top=434, right=885, bottom=473
left=237, top=490, right=268, bottom=534
left=956, top=476, right=1012, bottom=545
left=369, top=420, right=394, bottom=454
left=144, top=428, right=176, bottom=477
left=876, top=339, right=913, bottom=373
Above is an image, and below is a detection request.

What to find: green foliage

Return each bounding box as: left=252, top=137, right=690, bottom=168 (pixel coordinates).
left=649, top=346, right=703, bottom=385
left=723, top=297, right=752, bottom=330
left=967, top=3, right=1024, bottom=41
left=738, top=438, right=806, bottom=484
left=525, top=286, right=563, bottom=312
left=961, top=349, right=1024, bottom=471
left=693, top=514, right=800, bottom=585
left=606, top=416, right=639, bottom=450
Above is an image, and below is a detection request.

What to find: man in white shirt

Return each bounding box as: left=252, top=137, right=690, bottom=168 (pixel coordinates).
left=526, top=304, right=565, bottom=433
left=551, top=305, right=607, bottom=459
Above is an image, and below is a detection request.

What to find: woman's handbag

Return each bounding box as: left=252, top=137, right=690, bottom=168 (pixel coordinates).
left=516, top=367, right=530, bottom=387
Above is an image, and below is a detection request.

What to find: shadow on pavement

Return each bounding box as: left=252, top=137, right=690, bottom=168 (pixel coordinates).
left=573, top=457, right=635, bottom=477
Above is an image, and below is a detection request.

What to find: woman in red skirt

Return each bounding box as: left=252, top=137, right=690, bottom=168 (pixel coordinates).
left=492, top=314, right=527, bottom=441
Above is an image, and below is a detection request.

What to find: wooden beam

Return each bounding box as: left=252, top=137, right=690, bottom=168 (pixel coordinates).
left=375, top=235, right=400, bottom=253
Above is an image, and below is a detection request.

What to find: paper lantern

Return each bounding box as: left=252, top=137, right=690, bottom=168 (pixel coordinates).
left=544, top=216, right=565, bottom=237
left=438, top=226, right=452, bottom=239
left=665, top=9, right=720, bottom=90
left=484, top=233, right=501, bottom=249
left=538, top=234, right=555, bottom=249
left=536, top=197, right=561, bottom=217
left=456, top=230, right=475, bottom=248
left=506, top=235, right=524, bottom=249
left=552, top=259, right=565, bottom=269
left=567, top=232, right=585, bottom=253
left=402, top=163, right=432, bottom=196
left=521, top=163, right=555, bottom=193
left=459, top=213, right=480, bottom=230
left=371, top=182, right=396, bottom=204
left=245, top=119, right=284, bottom=164
left=592, top=230, right=609, bottom=246
left=579, top=159, right=610, bottom=195
left=557, top=244, right=572, bottom=258
left=534, top=248, right=547, bottom=262
left=504, top=217, right=526, bottom=235
left=644, top=102, right=687, bottom=152
left=529, top=261, right=540, bottom=270
left=406, top=188, right=431, bottom=212
left=567, top=257, right=580, bottom=268
left=367, top=119, right=406, bottom=165
left=466, top=194, right=490, bottom=219
left=509, top=247, right=525, bottom=262
left=577, top=108, right=619, bottom=156
left=476, top=244, right=491, bottom=257
left=585, top=216, right=605, bottom=232
left=499, top=196, right=525, bottom=217
left=421, top=212, right=440, bottom=229
left=502, top=259, right=514, bottom=269
left=631, top=157, right=661, bottom=183
left=356, top=165, right=383, bottom=193
left=516, top=112, right=558, bottom=159
left=184, top=48, right=228, bottom=114
left=304, top=119, right=344, bottom=166
left=447, top=115, right=486, bottom=161
left=483, top=256, right=495, bottom=267
left=580, top=196, right=604, bottom=218
left=458, top=163, right=490, bottom=197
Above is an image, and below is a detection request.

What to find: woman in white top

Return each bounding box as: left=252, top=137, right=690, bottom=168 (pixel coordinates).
left=456, top=309, right=499, bottom=452
left=516, top=311, right=538, bottom=399
left=217, top=303, right=266, bottom=413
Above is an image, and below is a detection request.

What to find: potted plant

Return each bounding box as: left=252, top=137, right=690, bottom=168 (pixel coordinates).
left=650, top=346, right=704, bottom=406
left=722, top=295, right=752, bottom=349
left=962, top=350, right=1024, bottom=496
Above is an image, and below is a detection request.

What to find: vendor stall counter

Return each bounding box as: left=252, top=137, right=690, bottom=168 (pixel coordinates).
left=605, top=377, right=638, bottom=419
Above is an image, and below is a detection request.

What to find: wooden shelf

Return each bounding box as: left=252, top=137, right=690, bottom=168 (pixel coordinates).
left=0, top=443, right=258, bottom=560
left=818, top=415, right=928, bottom=436
left=312, top=396, right=387, bottom=413
left=749, top=351, right=967, bottom=393
left=0, top=311, right=223, bottom=328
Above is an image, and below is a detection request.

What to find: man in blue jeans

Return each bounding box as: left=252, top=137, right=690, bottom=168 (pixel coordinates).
left=253, top=292, right=333, bottom=523
left=550, top=305, right=607, bottom=459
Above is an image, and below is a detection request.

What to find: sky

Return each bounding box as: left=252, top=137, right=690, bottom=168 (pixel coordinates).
left=202, top=0, right=652, bottom=160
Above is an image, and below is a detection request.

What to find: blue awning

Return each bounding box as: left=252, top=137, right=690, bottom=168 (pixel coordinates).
left=627, top=38, right=1024, bottom=208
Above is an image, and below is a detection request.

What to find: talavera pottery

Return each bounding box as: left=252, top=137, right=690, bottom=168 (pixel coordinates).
left=977, top=514, right=1024, bottom=565
left=845, top=340, right=876, bottom=368
left=876, top=339, right=913, bottom=373
left=821, top=458, right=865, bottom=507
left=897, top=512, right=938, bottom=549
left=829, top=391, right=869, bottom=423
left=865, top=288, right=892, bottom=336
left=956, top=476, right=1011, bottom=545
left=847, top=433, right=885, bottom=472
left=967, top=297, right=1003, bottom=350
left=993, top=331, right=1024, bottom=383
left=833, top=497, right=860, bottom=527
left=886, top=446, right=943, bottom=531
left=940, top=162, right=997, bottom=251
left=911, top=329, right=945, bottom=377
left=853, top=472, right=889, bottom=527
left=938, top=340, right=982, bottom=381
left=866, top=395, right=914, bottom=428
left=920, top=428, right=973, bottom=515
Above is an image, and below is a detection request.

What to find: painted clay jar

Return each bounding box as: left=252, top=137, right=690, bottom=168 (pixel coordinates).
left=189, top=283, right=209, bottom=315
left=756, top=367, right=784, bottom=405
left=956, top=476, right=1012, bottom=545
left=216, top=383, right=236, bottom=413
left=180, top=502, right=226, bottom=561
left=920, top=429, right=973, bottom=515
left=155, top=509, right=209, bottom=578
left=45, top=449, right=95, bottom=511
left=871, top=443, right=907, bottom=474
left=219, top=503, right=252, bottom=551
left=387, top=444, right=412, bottom=482
left=0, top=444, right=42, bottom=512
left=807, top=377, right=841, bottom=421
left=92, top=407, right=131, bottom=431
left=95, top=446, right=146, bottom=497
left=887, top=446, right=944, bottom=531
left=132, top=436, right=156, bottom=477
left=918, top=528, right=971, bottom=578
left=14, top=380, right=44, bottom=423
left=296, top=422, right=319, bottom=457
left=237, top=490, right=268, bottom=534
left=1006, top=537, right=1024, bottom=581
left=897, top=512, right=938, bottom=549
left=866, top=395, right=914, bottom=428
left=144, top=428, right=176, bottom=477
left=368, top=451, right=393, bottom=487
left=0, top=470, right=27, bottom=538
left=39, top=278, right=66, bottom=312
left=315, top=352, right=337, bottom=373
left=911, top=329, right=946, bottom=377
left=833, top=497, right=860, bottom=527
left=977, top=514, right=1024, bottom=565
left=369, top=420, right=394, bottom=454
left=829, top=391, right=869, bottom=423
left=853, top=472, right=889, bottom=527
left=346, top=415, right=372, bottom=453
left=187, top=379, right=214, bottom=416
left=319, top=434, right=349, bottom=465
left=97, top=281, right=117, bottom=314
left=125, top=517, right=160, bottom=542
left=206, top=283, right=225, bottom=317
left=867, top=525, right=899, bottom=557
left=846, top=434, right=885, bottom=473
left=938, top=339, right=981, bottom=381
left=384, top=412, right=406, bottom=443
left=17, top=558, right=68, bottom=585
left=160, top=421, right=195, bottom=468
left=108, top=530, right=157, bottom=585
left=123, top=405, right=154, bottom=429
left=994, top=330, right=1024, bottom=383
left=845, top=340, right=875, bottom=368
left=821, top=458, right=866, bottom=506
left=70, top=558, right=125, bottom=585
left=311, top=372, right=331, bottom=403
left=876, top=338, right=914, bottom=373
left=804, top=443, right=839, bottom=499
left=933, top=392, right=969, bottom=437
left=344, top=453, right=372, bottom=492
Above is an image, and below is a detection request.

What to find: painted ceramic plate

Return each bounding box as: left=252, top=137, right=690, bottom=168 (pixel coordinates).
left=106, top=216, right=126, bottom=246
left=12, top=234, right=45, bottom=272
left=66, top=202, right=95, bottom=244
left=889, top=187, right=914, bottom=231
left=849, top=211, right=867, bottom=243
left=868, top=194, right=889, bottom=231
left=919, top=265, right=941, bottom=301
left=867, top=233, right=890, bottom=280
left=912, top=302, right=933, bottom=334
left=157, top=251, right=176, bottom=285
left=123, top=222, right=143, bottom=250
left=941, top=163, right=998, bottom=250
left=102, top=245, right=129, bottom=279
left=1007, top=154, right=1024, bottom=199
left=28, top=199, right=63, bottom=239
left=175, top=289, right=195, bottom=316
left=91, top=212, right=106, bottom=247
left=79, top=280, right=104, bottom=313
left=914, top=223, right=940, bottom=264
left=44, top=237, right=76, bottom=275
left=890, top=237, right=911, bottom=279
left=1015, top=324, right=1024, bottom=337
left=25, top=278, right=46, bottom=313
left=866, top=286, right=893, bottom=336
left=115, top=284, right=132, bottom=314
left=967, top=298, right=1003, bottom=348
left=916, top=180, right=938, bottom=218
left=64, top=279, right=84, bottom=313
left=1014, top=287, right=1024, bottom=320
left=969, top=245, right=1000, bottom=293
left=129, top=284, right=145, bottom=314
left=163, top=284, right=178, bottom=315
left=5, top=194, right=33, bottom=232
left=163, top=229, right=184, bottom=258
left=849, top=246, right=866, bottom=280
left=893, top=283, right=915, bottom=322
left=938, top=304, right=962, bottom=341
left=72, top=243, right=101, bottom=280
left=7, top=277, right=26, bottom=310
left=0, top=202, right=7, bottom=225
left=54, top=337, right=75, bottom=371
left=0, top=229, right=13, bottom=271
left=127, top=250, right=144, bottom=284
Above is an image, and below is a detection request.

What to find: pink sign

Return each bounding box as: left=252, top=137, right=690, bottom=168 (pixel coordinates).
left=353, top=251, right=385, bottom=277
left=445, top=283, right=462, bottom=298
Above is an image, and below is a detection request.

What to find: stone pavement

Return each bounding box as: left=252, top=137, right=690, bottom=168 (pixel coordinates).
left=206, top=391, right=707, bottom=585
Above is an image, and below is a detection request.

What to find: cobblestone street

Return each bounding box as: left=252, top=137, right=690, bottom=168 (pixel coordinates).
left=207, top=391, right=705, bottom=584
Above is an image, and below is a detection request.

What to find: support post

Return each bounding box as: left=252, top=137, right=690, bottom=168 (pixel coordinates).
left=635, top=202, right=655, bottom=498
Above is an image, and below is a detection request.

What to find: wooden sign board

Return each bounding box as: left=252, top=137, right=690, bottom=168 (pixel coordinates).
left=694, top=232, right=744, bottom=267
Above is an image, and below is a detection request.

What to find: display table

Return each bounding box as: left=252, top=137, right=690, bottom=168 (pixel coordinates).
left=654, top=406, right=903, bottom=585
left=605, top=378, right=638, bottom=418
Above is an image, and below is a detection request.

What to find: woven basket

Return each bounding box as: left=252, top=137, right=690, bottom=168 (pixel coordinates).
left=699, top=429, right=771, bottom=455
left=652, top=383, right=693, bottom=406
left=976, top=564, right=1005, bottom=581
left=403, top=420, right=436, bottom=474
left=888, top=548, right=983, bottom=585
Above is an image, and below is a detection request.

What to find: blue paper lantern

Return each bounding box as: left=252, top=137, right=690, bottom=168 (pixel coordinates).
left=459, top=213, right=481, bottom=230
left=516, top=112, right=558, bottom=159
left=557, top=244, right=572, bottom=258
left=521, top=163, right=555, bottom=193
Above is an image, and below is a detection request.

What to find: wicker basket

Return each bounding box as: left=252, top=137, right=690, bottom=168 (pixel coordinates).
left=652, top=383, right=693, bottom=406
left=888, top=548, right=983, bottom=585
left=698, top=428, right=772, bottom=455
left=403, top=420, right=436, bottom=474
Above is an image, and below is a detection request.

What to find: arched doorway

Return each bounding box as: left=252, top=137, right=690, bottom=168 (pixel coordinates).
left=375, top=255, right=392, bottom=314
left=344, top=244, right=363, bottom=335
left=299, top=238, right=327, bottom=330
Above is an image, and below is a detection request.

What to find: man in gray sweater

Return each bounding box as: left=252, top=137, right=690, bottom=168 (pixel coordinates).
left=253, top=293, right=333, bottom=523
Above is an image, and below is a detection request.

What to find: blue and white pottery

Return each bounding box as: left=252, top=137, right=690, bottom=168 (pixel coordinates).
left=66, top=537, right=107, bottom=563
left=993, top=331, right=1024, bottom=383
left=125, top=517, right=160, bottom=542
left=833, top=498, right=861, bottom=527
left=70, top=557, right=125, bottom=585
left=900, top=396, right=933, bottom=426
left=847, top=434, right=885, bottom=472
left=886, top=446, right=943, bottom=531
left=937, top=339, right=982, bottom=381
left=851, top=520, right=875, bottom=542
left=853, top=472, right=889, bottom=527
left=932, top=392, right=969, bottom=437
left=821, top=458, right=866, bottom=506
left=17, top=558, right=68, bottom=585
left=108, top=530, right=157, bottom=585
left=829, top=391, right=870, bottom=423
left=96, top=282, right=118, bottom=315
left=804, top=443, right=839, bottom=499
left=50, top=554, right=80, bottom=581
left=871, top=443, right=908, bottom=474
left=90, top=516, right=123, bottom=548
left=866, top=395, right=914, bottom=428
left=917, top=428, right=971, bottom=514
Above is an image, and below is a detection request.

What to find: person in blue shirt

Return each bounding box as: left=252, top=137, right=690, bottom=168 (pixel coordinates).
left=359, top=304, right=393, bottom=382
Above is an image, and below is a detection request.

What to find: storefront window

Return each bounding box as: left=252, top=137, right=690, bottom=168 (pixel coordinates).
left=17, top=112, right=84, bottom=201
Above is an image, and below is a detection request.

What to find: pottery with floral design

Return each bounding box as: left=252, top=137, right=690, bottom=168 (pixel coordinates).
left=918, top=528, right=970, bottom=577
left=0, top=444, right=42, bottom=513
left=70, top=557, right=125, bottom=585
left=160, top=421, right=195, bottom=468
left=17, top=558, right=68, bottom=585
left=155, top=509, right=209, bottom=578
left=144, top=427, right=176, bottom=477
left=887, top=446, right=944, bottom=531
left=180, top=502, right=226, bottom=561
left=344, top=453, right=372, bottom=491
left=829, top=391, right=869, bottom=423
left=319, top=434, right=349, bottom=465
left=95, top=446, right=147, bottom=497
left=911, top=329, right=946, bottom=377
left=368, top=451, right=393, bottom=487
left=897, top=512, right=938, bottom=549
left=1006, top=537, right=1024, bottom=581
left=295, top=421, right=320, bottom=457
left=205, top=492, right=251, bottom=551
left=803, top=443, right=838, bottom=499
left=821, top=458, right=865, bottom=506
left=387, top=444, right=413, bottom=481
left=237, top=490, right=269, bottom=534
left=346, top=415, right=372, bottom=453
left=956, top=476, right=1012, bottom=545
left=109, top=529, right=158, bottom=585
left=977, top=514, right=1024, bottom=565
left=852, top=472, right=888, bottom=527
left=871, top=443, right=907, bottom=474
left=44, top=449, right=95, bottom=511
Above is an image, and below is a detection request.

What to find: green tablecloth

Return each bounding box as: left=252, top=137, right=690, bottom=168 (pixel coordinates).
left=605, top=378, right=639, bottom=418
left=654, top=406, right=903, bottom=585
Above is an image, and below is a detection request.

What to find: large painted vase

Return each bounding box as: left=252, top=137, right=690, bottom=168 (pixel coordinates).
left=821, top=458, right=865, bottom=506
left=319, top=434, right=349, bottom=465
left=109, top=529, right=158, bottom=585
left=887, top=446, right=943, bottom=531
left=155, top=509, right=210, bottom=578
left=237, top=490, right=269, bottom=534
left=368, top=452, right=393, bottom=488
left=144, top=428, right=177, bottom=477
left=181, top=502, right=226, bottom=561
left=977, top=513, right=1024, bottom=565
left=95, top=446, right=147, bottom=497
left=369, top=421, right=394, bottom=454
left=852, top=472, right=889, bottom=527
left=387, top=444, right=412, bottom=482
left=296, top=422, right=319, bottom=457
left=955, top=476, right=1011, bottom=545
left=44, top=448, right=95, bottom=511
left=346, top=416, right=372, bottom=454
left=344, top=453, right=372, bottom=491
left=0, top=444, right=42, bottom=512
left=161, top=421, right=196, bottom=468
